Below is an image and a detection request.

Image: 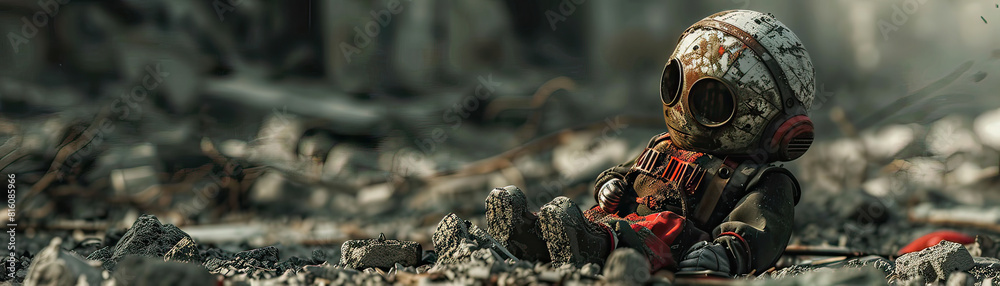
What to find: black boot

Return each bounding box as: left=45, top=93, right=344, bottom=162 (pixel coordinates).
left=485, top=186, right=550, bottom=262
left=538, top=196, right=613, bottom=266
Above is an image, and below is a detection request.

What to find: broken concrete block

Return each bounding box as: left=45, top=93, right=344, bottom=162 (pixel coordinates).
left=163, top=237, right=202, bottom=264
left=894, top=240, right=975, bottom=282
left=602, top=248, right=649, bottom=285
left=340, top=234, right=422, bottom=270
left=24, top=238, right=103, bottom=286
left=232, top=246, right=280, bottom=270
left=99, top=215, right=194, bottom=270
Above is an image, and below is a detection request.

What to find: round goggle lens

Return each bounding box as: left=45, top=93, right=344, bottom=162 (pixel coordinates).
left=660, top=59, right=682, bottom=106
left=689, top=78, right=735, bottom=127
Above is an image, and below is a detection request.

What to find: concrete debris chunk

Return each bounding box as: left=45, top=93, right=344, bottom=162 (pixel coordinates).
left=893, top=240, right=975, bottom=282
left=24, top=238, right=104, bottom=286
left=100, top=214, right=194, bottom=270
left=231, top=246, right=280, bottom=270
left=163, top=237, right=202, bottom=264
left=340, top=233, right=422, bottom=270
left=579, top=263, right=600, bottom=277
left=602, top=248, right=649, bottom=285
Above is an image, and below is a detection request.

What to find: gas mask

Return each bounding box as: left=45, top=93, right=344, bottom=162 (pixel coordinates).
left=661, top=10, right=816, bottom=162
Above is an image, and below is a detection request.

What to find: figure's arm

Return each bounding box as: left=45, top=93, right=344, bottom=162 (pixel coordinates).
left=592, top=162, right=633, bottom=208
left=712, top=171, right=798, bottom=274
left=593, top=132, right=667, bottom=212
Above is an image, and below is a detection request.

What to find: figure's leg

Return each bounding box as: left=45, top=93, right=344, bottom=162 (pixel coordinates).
left=585, top=206, right=710, bottom=272
left=538, top=197, right=614, bottom=266
left=485, top=186, right=550, bottom=262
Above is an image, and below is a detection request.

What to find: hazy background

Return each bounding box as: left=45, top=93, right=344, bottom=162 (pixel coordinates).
left=1, top=0, right=999, bottom=254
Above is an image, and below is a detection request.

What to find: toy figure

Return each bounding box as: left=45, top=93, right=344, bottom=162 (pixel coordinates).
left=460, top=9, right=816, bottom=277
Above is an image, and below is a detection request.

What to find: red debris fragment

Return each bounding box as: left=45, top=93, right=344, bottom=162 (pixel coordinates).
left=897, top=230, right=975, bottom=255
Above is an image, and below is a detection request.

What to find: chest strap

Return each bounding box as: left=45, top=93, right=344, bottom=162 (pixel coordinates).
left=630, top=148, right=708, bottom=195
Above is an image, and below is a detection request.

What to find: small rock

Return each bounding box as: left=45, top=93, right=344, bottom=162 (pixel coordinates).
left=579, top=263, right=600, bottom=277
left=232, top=246, right=280, bottom=269
left=468, top=266, right=491, bottom=280
left=945, top=271, right=973, bottom=286
left=538, top=270, right=563, bottom=283
left=311, top=249, right=327, bottom=263
left=602, top=248, right=649, bottom=284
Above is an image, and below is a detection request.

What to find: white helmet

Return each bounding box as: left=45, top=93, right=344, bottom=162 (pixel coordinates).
left=660, top=10, right=816, bottom=162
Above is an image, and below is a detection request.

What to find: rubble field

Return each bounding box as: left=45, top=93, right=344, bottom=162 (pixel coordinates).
left=7, top=106, right=1000, bottom=285
left=3, top=1, right=1000, bottom=285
